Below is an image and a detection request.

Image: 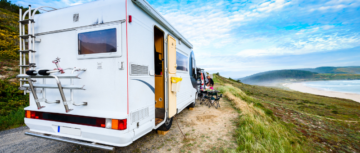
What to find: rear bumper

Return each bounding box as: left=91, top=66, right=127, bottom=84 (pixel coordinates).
left=25, top=118, right=134, bottom=147
left=25, top=132, right=114, bottom=151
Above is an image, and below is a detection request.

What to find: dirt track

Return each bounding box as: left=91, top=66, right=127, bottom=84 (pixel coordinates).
left=0, top=99, right=237, bottom=153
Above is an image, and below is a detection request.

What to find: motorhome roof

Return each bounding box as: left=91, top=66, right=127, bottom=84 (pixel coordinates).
left=35, top=0, right=193, bottom=49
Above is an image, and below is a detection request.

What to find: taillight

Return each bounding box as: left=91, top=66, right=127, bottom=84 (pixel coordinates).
left=25, top=110, right=42, bottom=119
left=26, top=110, right=31, bottom=118
left=119, top=119, right=127, bottom=130
left=111, top=119, right=127, bottom=130
left=95, top=118, right=105, bottom=128
left=24, top=111, right=126, bottom=130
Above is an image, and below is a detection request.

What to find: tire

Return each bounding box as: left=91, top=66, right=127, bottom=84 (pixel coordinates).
left=158, top=117, right=173, bottom=131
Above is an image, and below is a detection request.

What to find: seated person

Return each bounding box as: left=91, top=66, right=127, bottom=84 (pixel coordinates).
left=207, top=76, right=214, bottom=89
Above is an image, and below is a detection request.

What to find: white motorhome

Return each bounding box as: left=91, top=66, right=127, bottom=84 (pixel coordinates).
left=17, top=0, right=198, bottom=151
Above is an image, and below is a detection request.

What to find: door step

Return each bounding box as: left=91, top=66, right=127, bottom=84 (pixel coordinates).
left=157, top=130, right=169, bottom=135
left=155, top=118, right=163, bottom=125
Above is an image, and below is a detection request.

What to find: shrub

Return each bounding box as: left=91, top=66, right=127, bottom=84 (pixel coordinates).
left=0, top=107, right=25, bottom=130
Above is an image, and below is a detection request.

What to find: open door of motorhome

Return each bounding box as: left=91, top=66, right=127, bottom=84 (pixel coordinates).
left=167, top=35, right=177, bottom=118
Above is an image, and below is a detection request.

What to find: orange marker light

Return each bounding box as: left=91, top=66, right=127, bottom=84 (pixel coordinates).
left=26, top=111, right=31, bottom=118
left=111, top=119, right=119, bottom=130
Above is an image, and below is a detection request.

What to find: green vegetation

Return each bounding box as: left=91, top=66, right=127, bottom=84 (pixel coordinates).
left=301, top=66, right=360, bottom=74
left=0, top=107, right=26, bottom=130
left=0, top=1, right=30, bottom=131
left=0, top=0, right=39, bottom=14
left=241, top=68, right=360, bottom=84
left=312, top=73, right=360, bottom=80
left=241, top=70, right=316, bottom=84
left=0, top=0, right=39, bottom=60
left=217, top=84, right=308, bottom=152
left=0, top=60, right=29, bottom=131
left=0, top=7, right=20, bottom=60
left=215, top=74, right=360, bottom=152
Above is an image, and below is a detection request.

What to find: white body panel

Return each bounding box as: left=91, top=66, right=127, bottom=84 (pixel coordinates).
left=24, top=0, right=196, bottom=147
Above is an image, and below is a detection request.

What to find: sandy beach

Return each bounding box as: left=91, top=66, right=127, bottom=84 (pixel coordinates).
left=285, top=82, right=360, bottom=103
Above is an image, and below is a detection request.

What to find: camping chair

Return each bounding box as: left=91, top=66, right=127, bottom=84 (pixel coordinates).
left=213, top=94, right=222, bottom=109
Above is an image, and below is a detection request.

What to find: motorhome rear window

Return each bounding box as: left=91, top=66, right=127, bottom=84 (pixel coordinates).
left=78, top=28, right=117, bottom=55
left=176, top=52, right=188, bottom=71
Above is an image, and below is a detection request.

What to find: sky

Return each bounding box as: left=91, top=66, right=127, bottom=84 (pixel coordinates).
left=13, top=0, right=360, bottom=78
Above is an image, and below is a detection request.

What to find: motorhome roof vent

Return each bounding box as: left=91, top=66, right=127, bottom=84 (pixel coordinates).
left=130, top=64, right=148, bottom=75
left=73, top=13, right=79, bottom=22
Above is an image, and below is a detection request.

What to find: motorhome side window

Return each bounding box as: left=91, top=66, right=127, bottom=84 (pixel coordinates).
left=78, top=28, right=117, bottom=55
left=176, top=52, right=188, bottom=71
left=190, top=52, right=196, bottom=79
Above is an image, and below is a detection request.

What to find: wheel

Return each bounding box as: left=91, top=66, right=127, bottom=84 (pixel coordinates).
left=158, top=117, right=173, bottom=131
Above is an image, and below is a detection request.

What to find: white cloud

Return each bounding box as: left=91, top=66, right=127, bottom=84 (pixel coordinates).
left=309, top=0, right=360, bottom=12
left=322, top=25, right=335, bottom=30
left=159, top=0, right=291, bottom=50
left=61, top=0, right=86, bottom=6
left=256, top=0, right=291, bottom=12
left=236, top=34, right=360, bottom=57
left=70, top=1, right=83, bottom=6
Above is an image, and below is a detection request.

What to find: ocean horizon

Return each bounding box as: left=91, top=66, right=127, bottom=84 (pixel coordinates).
left=303, top=80, right=360, bottom=95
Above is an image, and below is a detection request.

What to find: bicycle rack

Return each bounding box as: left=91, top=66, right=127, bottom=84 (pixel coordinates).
left=17, top=68, right=87, bottom=112
left=17, top=6, right=87, bottom=113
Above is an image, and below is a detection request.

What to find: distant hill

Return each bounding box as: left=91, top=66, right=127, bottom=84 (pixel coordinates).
left=298, top=66, right=360, bottom=74
left=240, top=66, right=360, bottom=84
left=241, top=70, right=317, bottom=84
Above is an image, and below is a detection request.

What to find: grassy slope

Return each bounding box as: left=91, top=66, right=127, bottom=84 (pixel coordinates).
left=0, top=4, right=29, bottom=131
left=0, top=59, right=28, bottom=131
left=214, top=75, right=360, bottom=152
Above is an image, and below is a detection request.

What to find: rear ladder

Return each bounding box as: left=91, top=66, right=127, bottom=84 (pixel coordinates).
left=18, top=6, right=87, bottom=113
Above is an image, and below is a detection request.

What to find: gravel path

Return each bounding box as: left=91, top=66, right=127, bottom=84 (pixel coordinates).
left=0, top=99, right=237, bottom=153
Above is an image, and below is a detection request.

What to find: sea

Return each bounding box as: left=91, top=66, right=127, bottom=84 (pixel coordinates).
left=303, top=80, right=360, bottom=94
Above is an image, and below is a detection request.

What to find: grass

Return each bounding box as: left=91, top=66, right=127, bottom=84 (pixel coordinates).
left=217, top=84, right=309, bottom=152
left=0, top=60, right=28, bottom=131
left=215, top=74, right=360, bottom=152
left=0, top=107, right=25, bottom=130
